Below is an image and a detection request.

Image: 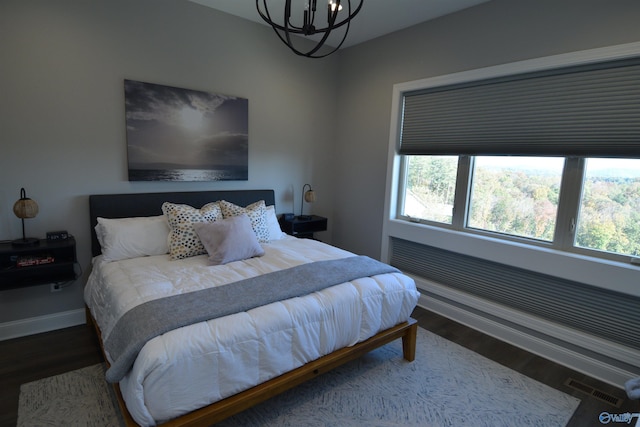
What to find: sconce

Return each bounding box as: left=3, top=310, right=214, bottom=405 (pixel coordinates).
left=12, top=188, right=39, bottom=246
left=298, top=184, right=316, bottom=220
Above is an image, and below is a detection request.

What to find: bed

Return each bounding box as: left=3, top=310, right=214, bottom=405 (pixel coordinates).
left=84, top=189, right=419, bottom=426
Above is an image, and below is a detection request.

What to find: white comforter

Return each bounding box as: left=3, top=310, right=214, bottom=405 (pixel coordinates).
left=85, top=236, right=418, bottom=426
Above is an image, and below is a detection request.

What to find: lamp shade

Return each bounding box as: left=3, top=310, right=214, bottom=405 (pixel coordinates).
left=13, top=189, right=39, bottom=219
left=304, top=190, right=316, bottom=203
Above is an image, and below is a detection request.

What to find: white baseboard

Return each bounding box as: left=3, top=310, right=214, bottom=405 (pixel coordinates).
left=415, top=277, right=639, bottom=390
left=0, top=308, right=86, bottom=341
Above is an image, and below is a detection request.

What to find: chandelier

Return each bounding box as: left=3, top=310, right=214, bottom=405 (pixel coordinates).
left=256, top=0, right=364, bottom=58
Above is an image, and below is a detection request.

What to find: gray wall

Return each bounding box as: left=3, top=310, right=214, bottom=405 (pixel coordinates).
left=331, top=0, right=640, bottom=257
left=0, top=0, right=338, bottom=325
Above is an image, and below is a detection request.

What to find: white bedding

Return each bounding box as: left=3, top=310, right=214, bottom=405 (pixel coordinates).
left=85, top=236, right=418, bottom=426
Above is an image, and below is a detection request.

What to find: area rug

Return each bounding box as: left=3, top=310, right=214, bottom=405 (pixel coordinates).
left=18, top=327, right=580, bottom=427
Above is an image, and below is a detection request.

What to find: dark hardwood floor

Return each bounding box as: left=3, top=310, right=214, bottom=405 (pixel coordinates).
left=0, top=322, right=103, bottom=427
left=0, top=306, right=635, bottom=427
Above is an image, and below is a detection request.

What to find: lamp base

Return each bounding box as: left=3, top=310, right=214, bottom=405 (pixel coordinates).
left=12, top=237, right=40, bottom=247
left=296, top=215, right=313, bottom=221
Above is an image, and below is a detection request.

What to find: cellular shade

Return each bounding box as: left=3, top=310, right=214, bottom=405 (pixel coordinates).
left=399, top=57, right=640, bottom=157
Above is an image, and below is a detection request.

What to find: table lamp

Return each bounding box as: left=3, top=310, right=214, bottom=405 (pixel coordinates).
left=12, top=188, right=39, bottom=246
left=298, top=184, right=316, bottom=220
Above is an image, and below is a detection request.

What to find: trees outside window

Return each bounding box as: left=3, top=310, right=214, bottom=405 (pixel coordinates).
left=400, top=155, right=640, bottom=261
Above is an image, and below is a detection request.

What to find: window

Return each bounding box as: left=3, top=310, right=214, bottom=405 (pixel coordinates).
left=467, top=156, right=564, bottom=241
left=398, top=154, right=640, bottom=262
left=391, top=46, right=640, bottom=265
left=401, top=156, right=457, bottom=224
left=575, top=158, right=640, bottom=257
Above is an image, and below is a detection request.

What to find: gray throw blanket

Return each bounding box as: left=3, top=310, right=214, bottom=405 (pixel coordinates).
left=104, top=255, right=399, bottom=382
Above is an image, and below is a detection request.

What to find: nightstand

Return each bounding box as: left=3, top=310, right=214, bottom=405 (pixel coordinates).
left=279, top=215, right=328, bottom=239
left=0, top=237, right=78, bottom=291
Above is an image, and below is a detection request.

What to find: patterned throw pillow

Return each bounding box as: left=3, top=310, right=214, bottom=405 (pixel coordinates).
left=162, top=201, right=222, bottom=260
left=219, top=200, right=270, bottom=243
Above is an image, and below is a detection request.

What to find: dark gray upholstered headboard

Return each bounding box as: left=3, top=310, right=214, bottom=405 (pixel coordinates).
left=89, top=189, right=275, bottom=257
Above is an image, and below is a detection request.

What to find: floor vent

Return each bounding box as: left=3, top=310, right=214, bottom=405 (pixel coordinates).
left=564, top=378, right=623, bottom=407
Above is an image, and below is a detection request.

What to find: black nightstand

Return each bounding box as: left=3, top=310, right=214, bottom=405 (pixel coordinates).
left=0, top=237, right=78, bottom=291
left=279, top=215, right=328, bottom=239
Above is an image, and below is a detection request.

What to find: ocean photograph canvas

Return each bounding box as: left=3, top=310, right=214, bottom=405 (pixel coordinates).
left=124, top=79, right=248, bottom=181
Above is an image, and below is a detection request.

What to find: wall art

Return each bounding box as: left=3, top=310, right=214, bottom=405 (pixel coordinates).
left=124, top=79, right=248, bottom=181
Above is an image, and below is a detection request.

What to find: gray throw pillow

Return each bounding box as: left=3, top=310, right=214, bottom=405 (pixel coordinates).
left=193, top=214, right=265, bottom=265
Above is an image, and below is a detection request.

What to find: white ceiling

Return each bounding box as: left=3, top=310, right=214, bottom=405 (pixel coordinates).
left=189, top=0, right=490, bottom=49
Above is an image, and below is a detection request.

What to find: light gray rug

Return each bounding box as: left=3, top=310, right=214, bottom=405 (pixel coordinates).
left=18, top=327, right=580, bottom=427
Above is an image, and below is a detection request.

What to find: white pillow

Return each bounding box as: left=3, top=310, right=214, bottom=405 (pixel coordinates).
left=266, top=205, right=286, bottom=241
left=96, top=215, right=170, bottom=262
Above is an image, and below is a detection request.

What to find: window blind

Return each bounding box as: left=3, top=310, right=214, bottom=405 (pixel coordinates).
left=390, top=237, right=640, bottom=351
left=399, top=57, right=640, bottom=157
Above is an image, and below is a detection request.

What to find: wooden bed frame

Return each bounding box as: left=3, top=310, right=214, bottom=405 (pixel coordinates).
left=87, top=189, right=418, bottom=426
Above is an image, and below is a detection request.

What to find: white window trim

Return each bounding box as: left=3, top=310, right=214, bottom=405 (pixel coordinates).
left=382, top=41, right=640, bottom=297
